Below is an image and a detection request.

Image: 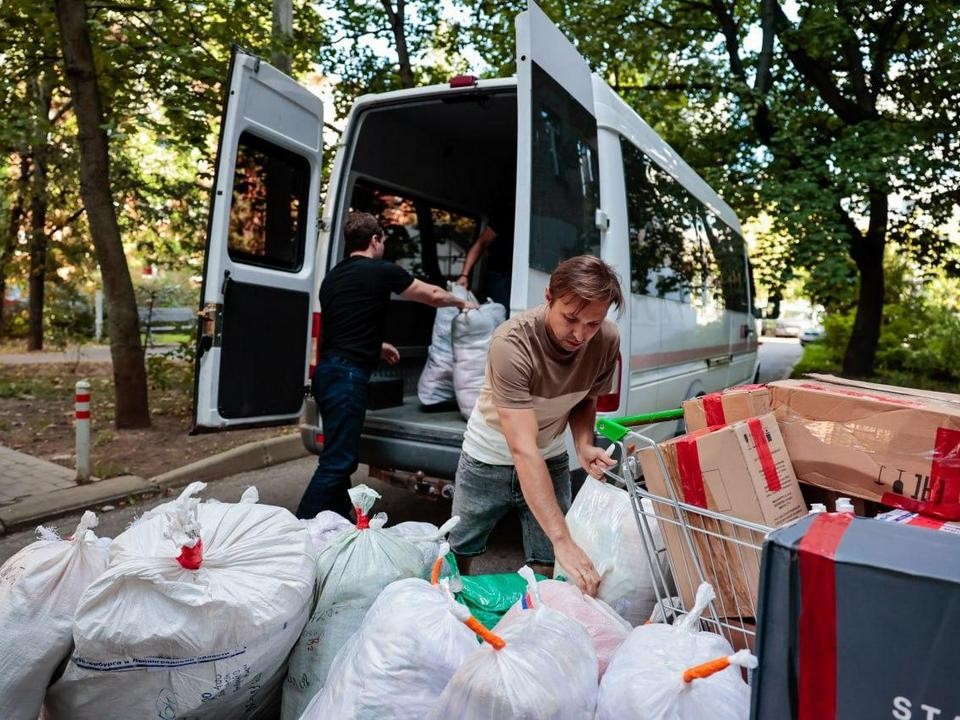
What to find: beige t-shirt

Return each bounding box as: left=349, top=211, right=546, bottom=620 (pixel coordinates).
left=462, top=304, right=620, bottom=465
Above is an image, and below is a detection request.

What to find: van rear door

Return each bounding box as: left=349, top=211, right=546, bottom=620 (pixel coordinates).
left=192, top=49, right=323, bottom=431
left=513, top=2, right=603, bottom=310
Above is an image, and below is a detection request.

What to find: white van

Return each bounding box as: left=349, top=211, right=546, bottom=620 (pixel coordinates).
left=191, top=3, right=759, bottom=494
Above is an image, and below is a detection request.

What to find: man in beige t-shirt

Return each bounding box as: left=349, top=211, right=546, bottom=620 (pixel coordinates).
left=448, top=255, right=624, bottom=596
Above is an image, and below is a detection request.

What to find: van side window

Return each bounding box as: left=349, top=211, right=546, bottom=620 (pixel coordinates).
left=350, top=178, right=478, bottom=284
left=530, top=62, right=601, bottom=272
left=227, top=131, right=310, bottom=272
left=622, top=139, right=747, bottom=312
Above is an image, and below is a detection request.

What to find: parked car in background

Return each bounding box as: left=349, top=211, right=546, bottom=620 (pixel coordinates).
left=800, top=324, right=825, bottom=346
left=774, top=309, right=812, bottom=338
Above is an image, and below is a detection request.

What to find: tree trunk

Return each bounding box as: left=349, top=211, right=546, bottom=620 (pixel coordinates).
left=271, top=0, right=292, bottom=74
left=842, top=245, right=884, bottom=377
left=0, top=153, right=31, bottom=340
left=27, top=161, right=47, bottom=351
left=381, top=0, right=415, bottom=88
left=54, top=0, right=150, bottom=428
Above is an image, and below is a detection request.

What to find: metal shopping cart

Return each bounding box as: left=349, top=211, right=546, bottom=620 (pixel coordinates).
left=596, top=410, right=772, bottom=651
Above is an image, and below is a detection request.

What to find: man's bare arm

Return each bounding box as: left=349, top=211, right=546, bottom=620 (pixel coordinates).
left=568, top=396, right=616, bottom=479
left=497, top=406, right=601, bottom=596
left=399, top=279, right=476, bottom=309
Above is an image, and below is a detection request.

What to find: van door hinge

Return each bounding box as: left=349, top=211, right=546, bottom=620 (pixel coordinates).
left=595, top=209, right=610, bottom=231
left=197, top=302, right=223, bottom=358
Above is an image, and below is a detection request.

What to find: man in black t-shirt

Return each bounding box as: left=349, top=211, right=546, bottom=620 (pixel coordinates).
left=296, top=211, right=476, bottom=520
left=456, top=217, right=513, bottom=308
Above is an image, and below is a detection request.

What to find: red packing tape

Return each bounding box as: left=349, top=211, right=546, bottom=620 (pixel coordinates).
left=702, top=392, right=726, bottom=426
left=176, top=539, right=203, bottom=570
left=676, top=436, right=708, bottom=508
left=880, top=492, right=960, bottom=522
left=355, top=507, right=370, bottom=530
left=747, top=418, right=782, bottom=492
left=798, top=513, right=852, bottom=720
left=929, top=427, right=960, bottom=505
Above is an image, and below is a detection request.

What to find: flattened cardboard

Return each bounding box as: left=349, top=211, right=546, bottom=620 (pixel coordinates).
left=682, top=385, right=772, bottom=432
left=769, top=379, right=960, bottom=505
left=638, top=413, right=806, bottom=624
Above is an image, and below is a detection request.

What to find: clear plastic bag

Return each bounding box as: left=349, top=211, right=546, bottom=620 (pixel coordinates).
left=597, top=583, right=756, bottom=720
left=300, top=546, right=481, bottom=719
left=0, top=512, right=110, bottom=720
left=428, top=567, right=599, bottom=720
left=387, top=516, right=460, bottom=576
left=282, top=485, right=425, bottom=719
left=497, top=578, right=630, bottom=678
left=45, top=483, right=315, bottom=720
left=418, top=285, right=473, bottom=406
left=556, top=477, right=667, bottom=625
left=452, top=300, right=507, bottom=419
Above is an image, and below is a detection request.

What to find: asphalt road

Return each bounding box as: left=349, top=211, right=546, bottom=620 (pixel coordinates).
left=0, top=338, right=802, bottom=567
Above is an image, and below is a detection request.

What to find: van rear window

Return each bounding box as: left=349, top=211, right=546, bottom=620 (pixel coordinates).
left=227, top=131, right=310, bottom=272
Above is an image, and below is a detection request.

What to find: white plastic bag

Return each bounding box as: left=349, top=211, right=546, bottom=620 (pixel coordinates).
left=428, top=567, right=599, bottom=720
left=45, top=483, right=315, bottom=719
left=301, top=510, right=352, bottom=555
left=0, top=512, right=109, bottom=720
left=497, top=578, right=630, bottom=678
left=556, top=477, right=667, bottom=625
left=387, top=515, right=460, bottom=575
left=597, top=583, right=756, bottom=720
left=282, top=485, right=424, bottom=719
left=300, top=546, right=480, bottom=719
left=418, top=285, right=473, bottom=406
left=452, top=300, right=507, bottom=419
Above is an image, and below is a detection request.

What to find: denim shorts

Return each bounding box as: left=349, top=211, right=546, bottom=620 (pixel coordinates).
left=448, top=451, right=572, bottom=565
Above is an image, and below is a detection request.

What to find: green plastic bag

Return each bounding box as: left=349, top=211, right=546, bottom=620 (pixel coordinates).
left=447, top=554, right=546, bottom=629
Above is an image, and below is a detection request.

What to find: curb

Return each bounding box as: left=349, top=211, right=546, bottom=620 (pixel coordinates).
left=0, top=434, right=309, bottom=535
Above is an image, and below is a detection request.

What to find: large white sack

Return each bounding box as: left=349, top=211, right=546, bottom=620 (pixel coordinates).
left=418, top=285, right=474, bottom=406
left=427, top=567, right=599, bottom=720
left=0, top=512, right=110, bottom=720
left=282, top=485, right=424, bottom=720
left=452, top=300, right=506, bottom=419
left=556, top=477, right=667, bottom=625
left=301, top=510, right=352, bottom=555
left=497, top=578, right=630, bottom=678
left=387, top=515, right=460, bottom=576
left=301, top=550, right=480, bottom=719
left=45, top=483, right=315, bottom=720
left=597, top=583, right=755, bottom=720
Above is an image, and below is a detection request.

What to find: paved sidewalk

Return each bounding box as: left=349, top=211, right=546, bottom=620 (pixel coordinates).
left=0, top=446, right=80, bottom=506
left=0, top=344, right=175, bottom=365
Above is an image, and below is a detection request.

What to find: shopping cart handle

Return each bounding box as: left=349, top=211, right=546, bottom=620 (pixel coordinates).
left=596, top=409, right=684, bottom=443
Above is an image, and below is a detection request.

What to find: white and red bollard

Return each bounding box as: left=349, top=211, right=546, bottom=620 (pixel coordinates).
left=75, top=380, right=91, bottom=483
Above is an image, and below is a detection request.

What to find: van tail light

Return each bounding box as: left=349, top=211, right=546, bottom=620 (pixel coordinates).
left=449, top=74, right=478, bottom=88
left=309, top=312, right=321, bottom=379
left=596, top=352, right=622, bottom=413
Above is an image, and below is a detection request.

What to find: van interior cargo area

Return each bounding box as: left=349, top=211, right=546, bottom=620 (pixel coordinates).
left=338, top=89, right=518, bottom=443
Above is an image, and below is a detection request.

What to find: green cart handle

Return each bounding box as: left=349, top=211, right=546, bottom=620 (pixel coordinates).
left=596, top=408, right=684, bottom=443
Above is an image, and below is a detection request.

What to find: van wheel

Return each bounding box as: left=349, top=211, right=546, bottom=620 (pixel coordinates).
left=754, top=365, right=761, bottom=383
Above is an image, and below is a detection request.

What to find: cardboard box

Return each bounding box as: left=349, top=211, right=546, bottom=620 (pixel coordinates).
left=638, top=413, right=807, bottom=624
left=769, top=379, right=960, bottom=509
left=805, top=373, right=960, bottom=406
left=752, top=514, right=960, bottom=719
left=876, top=508, right=960, bottom=535
left=682, top=384, right=771, bottom=432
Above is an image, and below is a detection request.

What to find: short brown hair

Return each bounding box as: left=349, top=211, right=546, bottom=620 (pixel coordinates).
left=343, top=211, right=381, bottom=253
left=549, top=255, right=624, bottom=315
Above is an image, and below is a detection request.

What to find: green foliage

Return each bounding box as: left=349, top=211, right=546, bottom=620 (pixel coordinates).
left=44, top=284, right=95, bottom=349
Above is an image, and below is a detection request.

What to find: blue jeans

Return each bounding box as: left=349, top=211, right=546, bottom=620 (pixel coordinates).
left=296, top=356, right=370, bottom=520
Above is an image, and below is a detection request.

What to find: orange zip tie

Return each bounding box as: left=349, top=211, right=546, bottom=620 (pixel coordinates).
left=430, top=555, right=444, bottom=586
left=683, top=655, right=730, bottom=683
left=465, top=616, right=506, bottom=650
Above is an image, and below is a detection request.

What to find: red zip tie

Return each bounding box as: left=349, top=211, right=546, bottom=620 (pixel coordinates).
left=176, top=539, right=203, bottom=570
left=747, top=418, right=782, bottom=492
left=797, top=513, right=852, bottom=720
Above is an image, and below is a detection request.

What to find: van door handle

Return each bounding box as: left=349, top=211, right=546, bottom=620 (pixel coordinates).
left=707, top=354, right=732, bottom=367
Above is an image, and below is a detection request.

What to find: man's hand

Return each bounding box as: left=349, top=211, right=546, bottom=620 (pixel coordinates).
left=554, top=536, right=601, bottom=596
left=458, top=297, right=479, bottom=311
left=455, top=274, right=469, bottom=288
left=380, top=342, right=400, bottom=365
left=577, top=445, right=616, bottom=480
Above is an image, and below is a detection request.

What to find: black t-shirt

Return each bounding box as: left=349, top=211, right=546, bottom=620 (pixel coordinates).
left=319, top=256, right=415, bottom=372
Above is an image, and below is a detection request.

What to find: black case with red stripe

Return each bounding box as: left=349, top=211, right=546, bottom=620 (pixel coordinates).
left=751, top=513, right=960, bottom=720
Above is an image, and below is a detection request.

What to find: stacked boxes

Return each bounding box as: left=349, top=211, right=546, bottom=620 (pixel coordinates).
left=638, top=413, right=806, bottom=618
left=682, top=384, right=771, bottom=432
